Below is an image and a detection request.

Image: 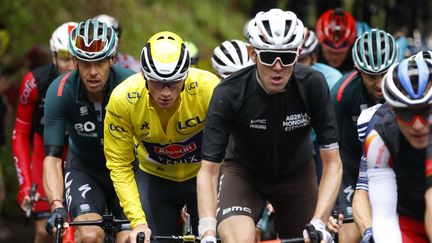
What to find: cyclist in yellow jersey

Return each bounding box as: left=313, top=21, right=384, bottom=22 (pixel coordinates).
left=104, top=31, right=220, bottom=243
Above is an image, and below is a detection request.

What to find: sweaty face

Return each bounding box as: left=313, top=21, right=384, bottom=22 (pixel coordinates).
left=361, top=72, right=384, bottom=102
left=395, top=106, right=431, bottom=149
left=146, top=74, right=184, bottom=109
left=248, top=46, right=294, bottom=94
left=75, top=58, right=113, bottom=95
left=322, top=47, right=349, bottom=68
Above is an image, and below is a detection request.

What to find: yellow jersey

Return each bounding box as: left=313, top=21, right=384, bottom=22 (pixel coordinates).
left=104, top=68, right=219, bottom=228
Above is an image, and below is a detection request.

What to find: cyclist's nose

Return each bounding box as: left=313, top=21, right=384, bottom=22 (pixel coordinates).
left=273, top=59, right=283, bottom=70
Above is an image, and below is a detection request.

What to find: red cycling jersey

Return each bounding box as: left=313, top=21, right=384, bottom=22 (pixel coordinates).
left=13, top=64, right=66, bottom=213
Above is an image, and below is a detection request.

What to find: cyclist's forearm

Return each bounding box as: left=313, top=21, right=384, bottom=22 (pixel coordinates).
left=353, top=189, right=372, bottom=233
left=197, top=160, right=220, bottom=218
left=313, top=149, right=342, bottom=222
left=43, top=155, right=64, bottom=209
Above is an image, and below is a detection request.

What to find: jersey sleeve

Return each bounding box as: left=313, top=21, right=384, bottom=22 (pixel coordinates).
left=307, top=71, right=338, bottom=147
left=12, top=71, right=38, bottom=201
left=365, top=130, right=402, bottom=242
left=43, top=74, right=69, bottom=154
left=201, top=83, right=235, bottom=162
left=104, top=85, right=146, bottom=229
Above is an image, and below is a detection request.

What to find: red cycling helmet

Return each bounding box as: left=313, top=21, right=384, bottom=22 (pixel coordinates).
left=315, top=8, right=357, bottom=52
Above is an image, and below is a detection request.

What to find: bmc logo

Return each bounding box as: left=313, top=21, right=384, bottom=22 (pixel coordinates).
left=222, top=206, right=252, bottom=215
left=74, top=121, right=96, bottom=132
left=176, top=116, right=205, bottom=134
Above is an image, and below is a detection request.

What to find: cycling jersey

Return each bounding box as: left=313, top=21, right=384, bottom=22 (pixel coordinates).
left=104, top=68, right=219, bottom=228
left=202, top=63, right=338, bottom=176
left=13, top=63, right=59, bottom=212
left=366, top=112, right=427, bottom=242
left=311, top=62, right=342, bottom=90
left=44, top=65, right=134, bottom=173
left=331, top=71, right=382, bottom=169
left=115, top=52, right=141, bottom=73
left=355, top=103, right=389, bottom=191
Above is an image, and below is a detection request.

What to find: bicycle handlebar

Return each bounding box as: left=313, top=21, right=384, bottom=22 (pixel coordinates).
left=24, top=183, right=38, bottom=226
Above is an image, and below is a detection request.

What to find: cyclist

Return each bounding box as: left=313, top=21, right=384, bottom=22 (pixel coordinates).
left=184, top=41, right=200, bottom=67
left=329, top=28, right=398, bottom=243
left=103, top=31, right=220, bottom=243
left=315, top=8, right=358, bottom=74
left=299, top=27, right=342, bottom=183
left=94, top=14, right=141, bottom=73
left=366, top=58, right=432, bottom=243
left=197, top=9, right=342, bottom=243
left=12, top=21, right=77, bottom=243
left=43, top=19, right=134, bottom=242
left=211, top=39, right=253, bottom=79
left=352, top=51, right=432, bottom=243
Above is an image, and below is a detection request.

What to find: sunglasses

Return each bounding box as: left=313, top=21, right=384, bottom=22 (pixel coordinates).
left=147, top=79, right=184, bottom=90
left=57, top=49, right=72, bottom=60
left=75, top=35, right=107, bottom=53
left=394, top=106, right=430, bottom=126
left=254, top=49, right=298, bottom=67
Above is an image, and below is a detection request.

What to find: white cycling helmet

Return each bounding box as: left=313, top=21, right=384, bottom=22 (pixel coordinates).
left=382, top=58, right=432, bottom=107
left=211, top=40, right=253, bottom=78
left=247, top=8, right=304, bottom=50
left=414, top=50, right=432, bottom=60
left=93, top=14, right=121, bottom=38
left=50, top=22, right=78, bottom=54
left=300, top=28, right=319, bottom=56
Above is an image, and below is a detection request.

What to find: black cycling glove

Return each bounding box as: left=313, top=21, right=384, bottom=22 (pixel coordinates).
left=45, top=207, right=68, bottom=235
left=360, top=227, right=374, bottom=243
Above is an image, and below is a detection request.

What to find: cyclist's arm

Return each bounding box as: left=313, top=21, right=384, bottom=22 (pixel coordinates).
left=313, top=147, right=342, bottom=222
left=352, top=154, right=372, bottom=234
left=12, top=71, right=38, bottom=206
left=42, top=75, right=69, bottom=210
left=197, top=159, right=220, bottom=237
left=366, top=130, right=402, bottom=243
left=426, top=187, right=432, bottom=240
left=104, top=90, right=146, bottom=229
left=43, top=155, right=64, bottom=209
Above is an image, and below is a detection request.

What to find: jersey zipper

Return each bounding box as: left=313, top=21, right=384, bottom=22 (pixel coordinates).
left=271, top=95, right=280, bottom=175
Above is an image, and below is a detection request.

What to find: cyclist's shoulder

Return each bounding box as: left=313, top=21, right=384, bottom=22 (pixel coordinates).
left=331, top=70, right=360, bottom=101
left=312, top=62, right=342, bottom=88
left=187, top=67, right=220, bottom=85
left=110, top=65, right=135, bottom=82
left=294, top=62, right=325, bottom=81
left=110, top=72, right=145, bottom=100
left=46, top=70, right=77, bottom=97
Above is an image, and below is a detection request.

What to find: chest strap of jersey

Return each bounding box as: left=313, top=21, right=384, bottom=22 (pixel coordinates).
left=336, top=71, right=358, bottom=102
left=57, top=71, right=72, bottom=97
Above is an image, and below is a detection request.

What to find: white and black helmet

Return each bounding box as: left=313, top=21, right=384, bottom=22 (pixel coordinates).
left=300, top=28, right=319, bottom=56
left=414, top=50, right=432, bottom=60
left=211, top=40, right=253, bottom=78
left=93, top=14, right=121, bottom=38
left=50, top=22, right=78, bottom=54
left=247, top=8, right=304, bottom=50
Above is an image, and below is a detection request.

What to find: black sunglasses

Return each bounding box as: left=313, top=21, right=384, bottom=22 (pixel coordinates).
left=254, top=49, right=298, bottom=67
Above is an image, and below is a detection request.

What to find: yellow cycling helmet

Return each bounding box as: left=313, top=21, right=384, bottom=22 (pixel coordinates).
left=140, top=31, right=190, bottom=82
